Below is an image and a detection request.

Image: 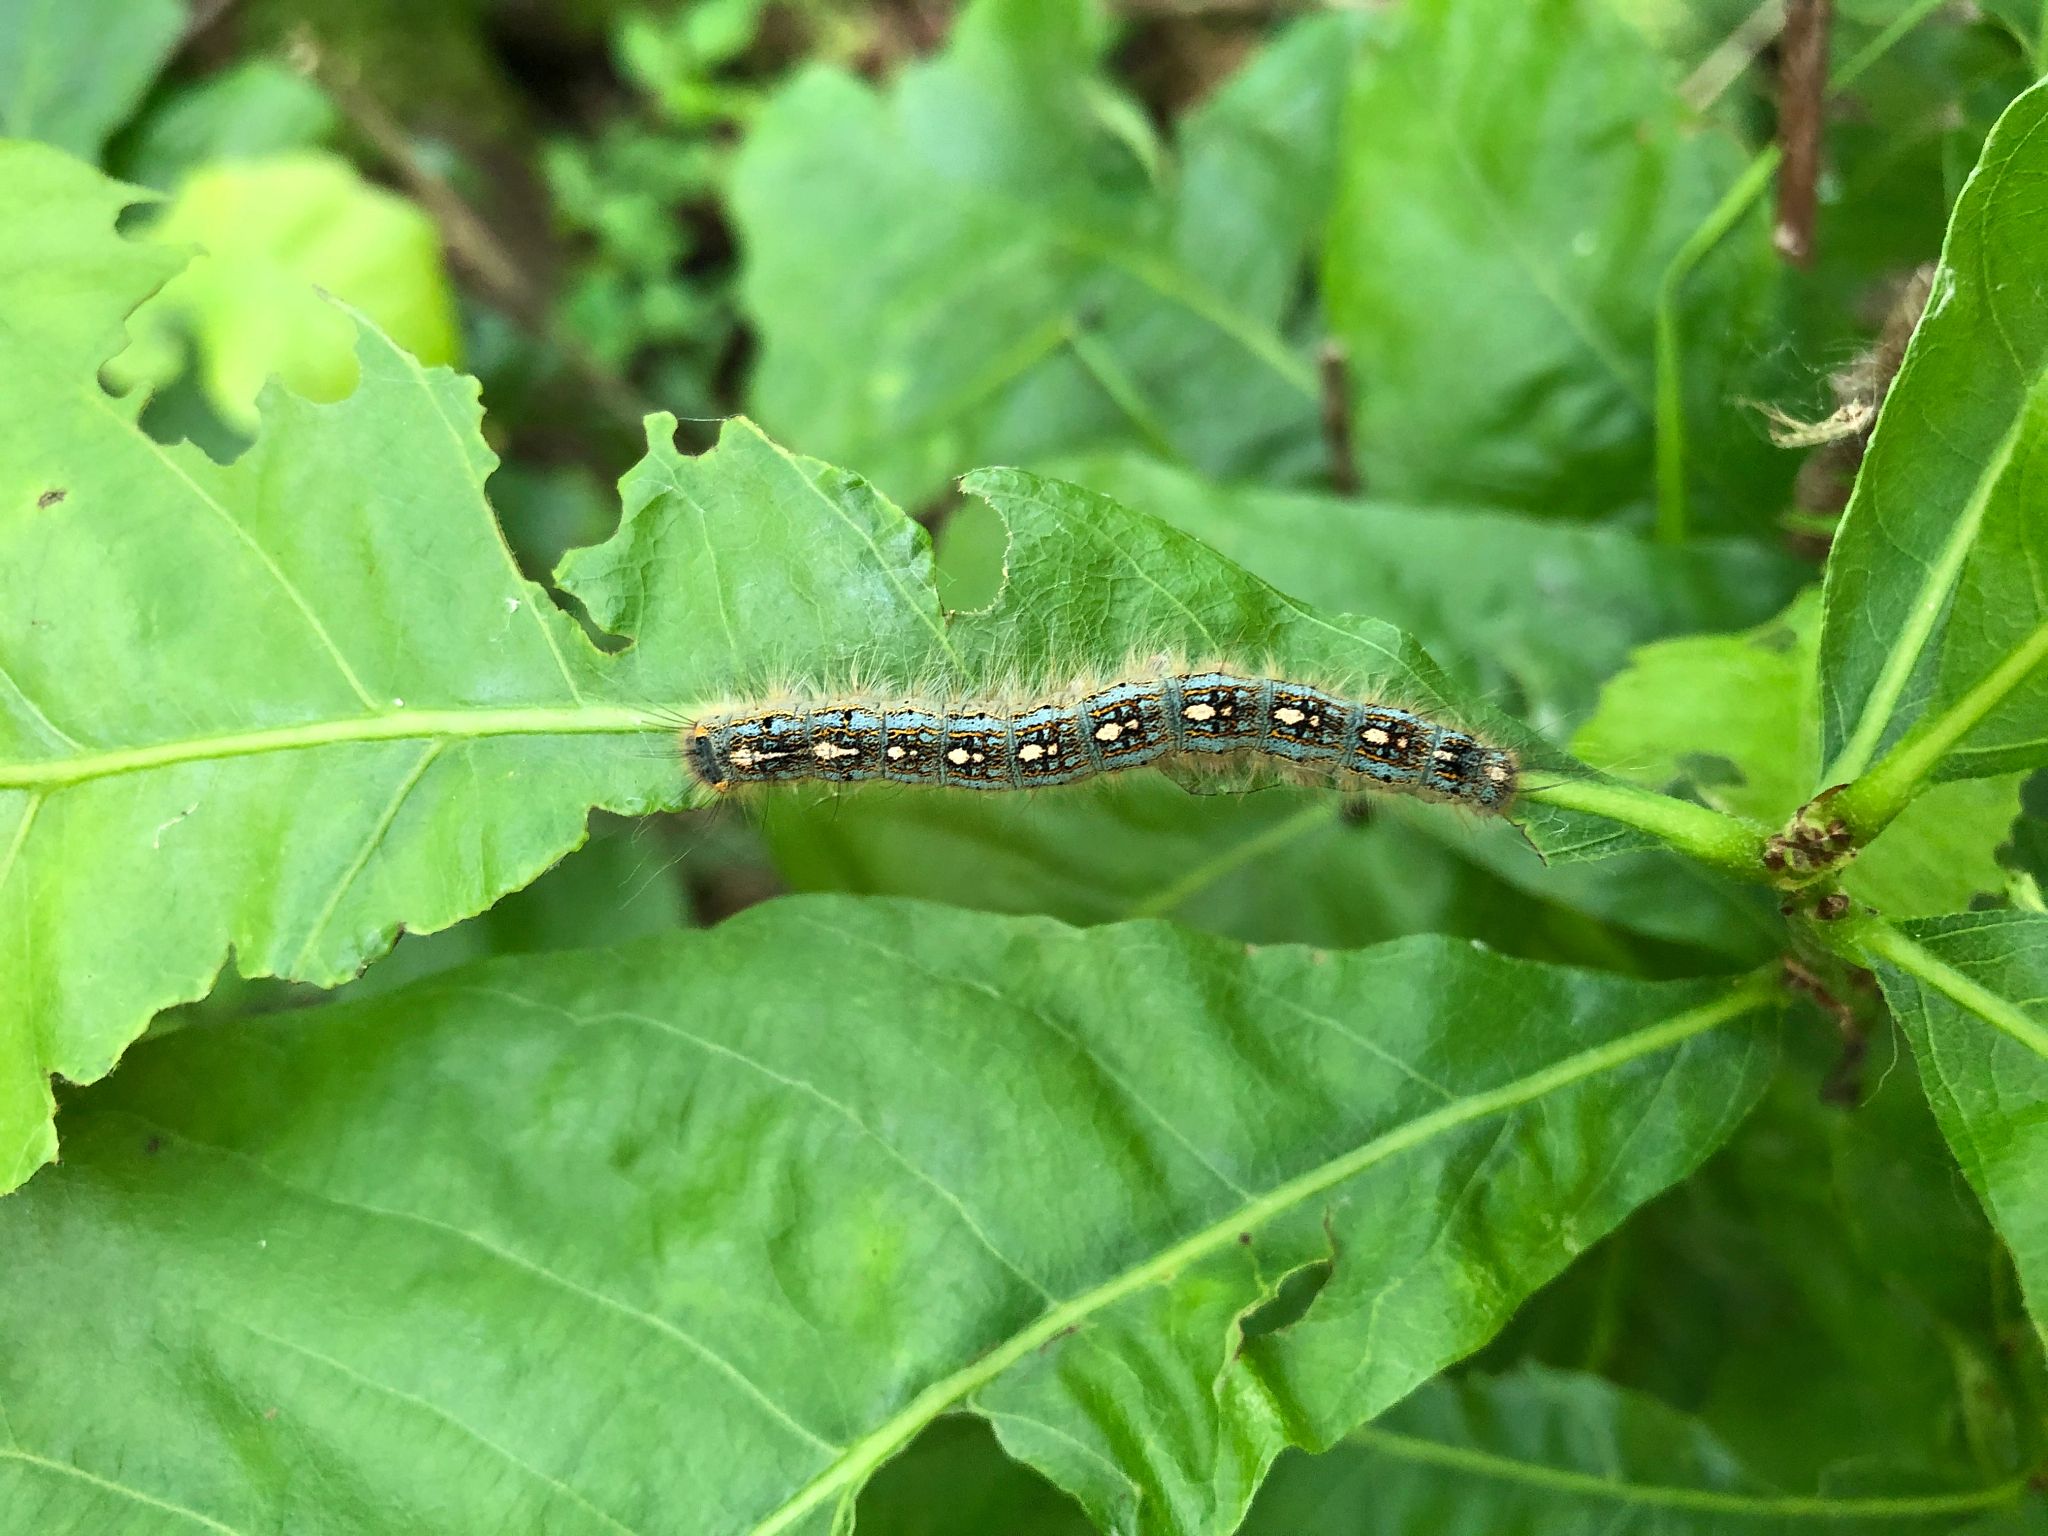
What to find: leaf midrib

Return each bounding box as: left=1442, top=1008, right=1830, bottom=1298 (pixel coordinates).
left=0, top=704, right=662, bottom=790
left=1861, top=916, right=2048, bottom=1060
left=749, top=971, right=1777, bottom=1535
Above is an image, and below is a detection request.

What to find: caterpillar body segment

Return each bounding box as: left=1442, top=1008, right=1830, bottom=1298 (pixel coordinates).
left=682, top=669, right=1517, bottom=814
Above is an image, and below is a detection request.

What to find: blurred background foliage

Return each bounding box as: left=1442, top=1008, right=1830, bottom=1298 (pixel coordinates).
left=6, top=0, right=2046, bottom=1525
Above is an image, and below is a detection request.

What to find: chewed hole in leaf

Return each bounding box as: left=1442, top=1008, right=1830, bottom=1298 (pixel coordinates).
left=1238, top=1256, right=1335, bottom=1345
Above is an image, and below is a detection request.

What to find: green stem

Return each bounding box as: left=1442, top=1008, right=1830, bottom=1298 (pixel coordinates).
left=1849, top=916, right=2048, bottom=1060
left=1831, top=0, right=1952, bottom=94
left=1833, top=614, right=2048, bottom=840
left=1350, top=1425, right=2030, bottom=1519
left=1520, top=776, right=1770, bottom=880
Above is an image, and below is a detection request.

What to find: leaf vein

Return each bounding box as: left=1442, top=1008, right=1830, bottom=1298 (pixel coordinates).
left=0, top=1447, right=246, bottom=1535
left=229, top=1319, right=646, bottom=1536
left=384, top=334, right=590, bottom=705
left=291, top=740, right=443, bottom=972
left=0, top=656, right=82, bottom=752
left=0, top=792, right=42, bottom=906
left=106, top=1113, right=845, bottom=1457
left=757, top=431, right=960, bottom=670
left=1404, top=58, right=1646, bottom=407
left=794, top=911, right=1255, bottom=1201
left=572, top=1000, right=1057, bottom=1303
left=94, top=393, right=379, bottom=711
left=650, top=462, right=744, bottom=664
left=1249, top=982, right=1457, bottom=1103
left=981, top=1405, right=1139, bottom=1494
left=1974, top=104, right=2048, bottom=377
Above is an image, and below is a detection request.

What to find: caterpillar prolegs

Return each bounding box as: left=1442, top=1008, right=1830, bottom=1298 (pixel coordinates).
left=681, top=669, right=1517, bottom=814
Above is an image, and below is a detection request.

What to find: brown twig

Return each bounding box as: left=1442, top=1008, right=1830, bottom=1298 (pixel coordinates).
left=289, top=29, right=656, bottom=434
left=1317, top=340, right=1361, bottom=496
left=1783, top=954, right=1869, bottom=1105
left=1774, top=0, right=1831, bottom=266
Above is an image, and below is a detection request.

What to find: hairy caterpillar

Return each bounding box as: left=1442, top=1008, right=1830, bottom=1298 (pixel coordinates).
left=680, top=667, right=1517, bottom=814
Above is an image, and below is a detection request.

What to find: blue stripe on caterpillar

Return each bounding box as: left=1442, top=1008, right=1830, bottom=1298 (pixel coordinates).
left=682, top=672, right=1517, bottom=813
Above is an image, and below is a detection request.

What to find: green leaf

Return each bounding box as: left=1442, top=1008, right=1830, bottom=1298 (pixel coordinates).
left=143, top=811, right=697, bottom=1036
left=1047, top=452, right=1808, bottom=734
left=1165, top=11, right=1359, bottom=330
left=0, top=0, right=185, bottom=156
left=942, top=470, right=1639, bottom=863
left=0, top=897, right=1777, bottom=1534
left=1575, top=592, right=2025, bottom=917
left=596, top=423, right=1622, bottom=864
left=0, top=142, right=692, bottom=1191
left=1324, top=0, right=1782, bottom=525
left=732, top=0, right=1360, bottom=506
left=114, top=58, right=340, bottom=192
left=1821, top=79, right=2048, bottom=806
left=0, top=142, right=1702, bottom=1192
left=325, top=813, right=694, bottom=1005
left=1488, top=1017, right=2045, bottom=1489
left=1860, top=912, right=2048, bottom=1342
left=109, top=150, right=463, bottom=431
left=1241, top=1368, right=2036, bottom=1532
left=764, top=452, right=1806, bottom=963
left=765, top=777, right=1782, bottom=970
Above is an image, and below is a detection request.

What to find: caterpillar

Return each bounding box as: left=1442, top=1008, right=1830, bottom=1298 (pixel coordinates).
left=680, top=668, right=1517, bottom=814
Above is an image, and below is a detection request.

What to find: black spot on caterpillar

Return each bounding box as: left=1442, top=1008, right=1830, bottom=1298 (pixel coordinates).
left=680, top=668, right=1516, bottom=814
